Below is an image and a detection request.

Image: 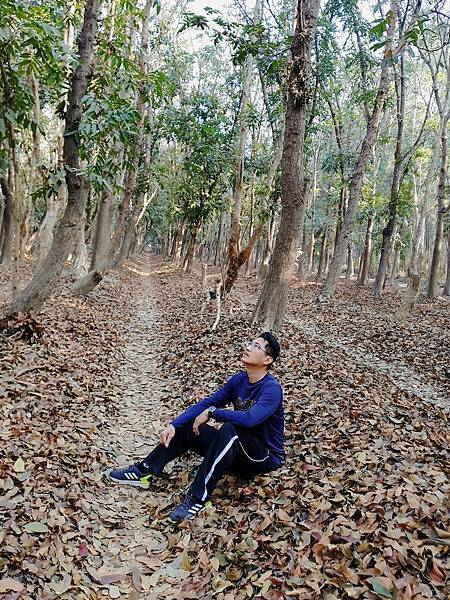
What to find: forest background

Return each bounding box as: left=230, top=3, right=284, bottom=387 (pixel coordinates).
left=0, top=0, right=449, bottom=598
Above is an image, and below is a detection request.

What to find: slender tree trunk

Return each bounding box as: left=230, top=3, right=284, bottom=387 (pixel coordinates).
left=316, top=228, right=328, bottom=281
left=443, top=230, right=450, bottom=296
left=172, top=222, right=185, bottom=265
left=390, top=240, right=401, bottom=283
left=374, top=54, right=406, bottom=297
left=4, top=0, right=101, bottom=317
left=182, top=223, right=201, bottom=274
left=258, top=211, right=276, bottom=280
left=358, top=212, right=374, bottom=286
left=319, top=1, right=400, bottom=301
left=298, top=145, right=319, bottom=277
left=225, top=125, right=283, bottom=292
left=253, top=0, right=321, bottom=330
left=0, top=177, right=13, bottom=265
left=345, top=242, right=354, bottom=279
left=424, top=41, right=450, bottom=298
left=227, top=0, right=261, bottom=271
left=109, top=0, right=152, bottom=265
left=427, top=115, right=449, bottom=298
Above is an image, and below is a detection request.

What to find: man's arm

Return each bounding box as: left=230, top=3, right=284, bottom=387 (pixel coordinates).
left=209, top=384, right=282, bottom=428
left=170, top=375, right=239, bottom=428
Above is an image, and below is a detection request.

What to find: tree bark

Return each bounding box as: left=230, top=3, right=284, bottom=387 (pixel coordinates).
left=316, top=227, right=328, bottom=281
left=71, top=217, right=89, bottom=277
left=171, top=222, right=184, bottom=265
left=345, top=242, right=354, bottom=279
left=0, top=176, right=13, bottom=265
left=258, top=211, right=276, bottom=280
left=90, top=190, right=113, bottom=271
left=443, top=230, right=450, bottom=296
left=4, top=0, right=101, bottom=317
left=358, top=212, right=374, bottom=286
left=393, top=273, right=421, bottom=323
left=182, top=223, right=201, bottom=274
left=373, top=54, right=406, bottom=297
left=253, top=0, right=321, bottom=330
left=424, top=39, right=450, bottom=298
left=427, top=115, right=449, bottom=298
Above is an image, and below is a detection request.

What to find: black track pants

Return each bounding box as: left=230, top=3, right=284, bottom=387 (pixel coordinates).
left=140, top=421, right=280, bottom=501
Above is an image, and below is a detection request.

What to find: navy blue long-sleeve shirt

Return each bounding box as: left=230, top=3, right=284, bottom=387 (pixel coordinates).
left=171, top=371, right=284, bottom=464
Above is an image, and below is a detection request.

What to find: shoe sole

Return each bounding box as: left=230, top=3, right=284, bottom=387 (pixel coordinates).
left=104, top=468, right=150, bottom=489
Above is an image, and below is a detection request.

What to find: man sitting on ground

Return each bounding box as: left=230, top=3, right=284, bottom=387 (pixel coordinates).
left=106, top=332, right=284, bottom=523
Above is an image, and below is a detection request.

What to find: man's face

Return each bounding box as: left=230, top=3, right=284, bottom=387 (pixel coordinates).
left=241, top=337, right=272, bottom=369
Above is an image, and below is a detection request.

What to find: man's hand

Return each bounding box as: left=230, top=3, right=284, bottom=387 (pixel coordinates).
left=160, top=424, right=176, bottom=448
left=193, top=409, right=210, bottom=435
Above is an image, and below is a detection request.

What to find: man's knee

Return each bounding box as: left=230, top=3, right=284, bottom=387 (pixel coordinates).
left=218, top=422, right=237, bottom=437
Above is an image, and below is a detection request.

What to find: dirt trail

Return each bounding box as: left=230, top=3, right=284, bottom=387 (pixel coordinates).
left=85, top=265, right=186, bottom=599
left=289, top=317, right=449, bottom=413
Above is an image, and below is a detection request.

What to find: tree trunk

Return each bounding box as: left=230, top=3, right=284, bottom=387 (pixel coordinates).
left=71, top=218, right=89, bottom=278
left=90, top=190, right=113, bottom=271
left=298, top=145, right=319, bottom=278
left=225, top=124, right=284, bottom=293
left=227, top=0, right=261, bottom=270
left=427, top=115, right=448, bottom=298
left=373, top=54, right=406, bottom=297
left=4, top=0, right=101, bottom=317
left=182, top=223, right=201, bottom=274
left=425, top=43, right=450, bottom=297
left=393, top=273, right=421, bottom=323
left=253, top=0, right=321, bottom=330
left=443, top=230, right=450, bottom=296
left=345, top=242, right=354, bottom=279
left=36, top=187, right=67, bottom=266
left=319, top=2, right=399, bottom=301
left=258, top=211, right=276, bottom=280
left=358, top=213, right=374, bottom=285
left=214, top=213, right=224, bottom=266
left=172, top=222, right=185, bottom=265
left=109, top=0, right=152, bottom=265
left=389, top=240, right=401, bottom=283
left=0, top=177, right=13, bottom=265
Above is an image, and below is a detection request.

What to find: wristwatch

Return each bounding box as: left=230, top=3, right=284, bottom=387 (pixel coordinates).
left=208, top=406, right=217, bottom=418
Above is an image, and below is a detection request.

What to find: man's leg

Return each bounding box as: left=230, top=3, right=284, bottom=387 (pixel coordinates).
left=231, top=428, right=280, bottom=478
left=105, top=421, right=217, bottom=488
left=139, top=422, right=217, bottom=476
left=169, top=423, right=279, bottom=522
left=188, top=422, right=241, bottom=502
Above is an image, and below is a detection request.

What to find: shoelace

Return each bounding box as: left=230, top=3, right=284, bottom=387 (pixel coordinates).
left=178, top=496, right=195, bottom=511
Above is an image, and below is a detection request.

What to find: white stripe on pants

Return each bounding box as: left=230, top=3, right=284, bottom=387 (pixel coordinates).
left=201, top=435, right=238, bottom=501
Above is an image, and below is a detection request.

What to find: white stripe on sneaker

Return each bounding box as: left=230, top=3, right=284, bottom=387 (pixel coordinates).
left=202, top=435, right=238, bottom=501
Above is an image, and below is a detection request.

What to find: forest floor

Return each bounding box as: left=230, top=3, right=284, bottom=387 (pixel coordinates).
left=0, top=253, right=448, bottom=600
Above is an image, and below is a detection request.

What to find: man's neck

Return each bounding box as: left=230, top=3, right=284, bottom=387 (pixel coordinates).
left=246, top=366, right=268, bottom=384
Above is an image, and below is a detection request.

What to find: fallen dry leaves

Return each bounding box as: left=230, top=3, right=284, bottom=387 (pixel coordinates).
left=0, top=255, right=448, bottom=599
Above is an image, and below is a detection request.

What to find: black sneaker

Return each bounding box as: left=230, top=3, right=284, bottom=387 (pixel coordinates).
left=168, top=495, right=206, bottom=523
left=104, top=464, right=153, bottom=489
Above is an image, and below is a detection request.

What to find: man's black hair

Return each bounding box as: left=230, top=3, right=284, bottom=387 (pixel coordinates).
left=259, top=332, right=280, bottom=368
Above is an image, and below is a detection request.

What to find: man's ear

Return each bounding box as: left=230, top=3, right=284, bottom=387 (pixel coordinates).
left=265, top=356, right=273, bottom=367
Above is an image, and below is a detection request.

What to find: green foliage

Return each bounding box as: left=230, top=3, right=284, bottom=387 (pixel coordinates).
left=155, top=91, right=234, bottom=228
left=0, top=0, right=67, bottom=171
